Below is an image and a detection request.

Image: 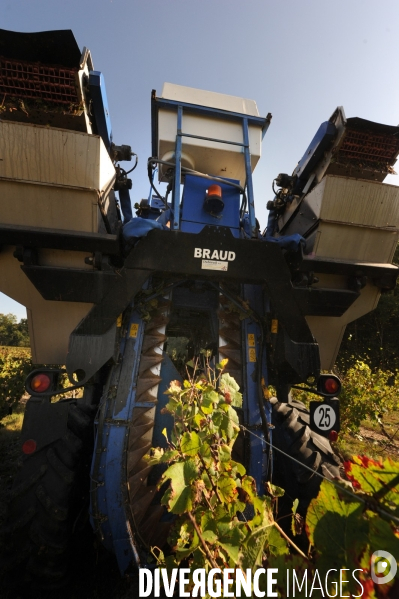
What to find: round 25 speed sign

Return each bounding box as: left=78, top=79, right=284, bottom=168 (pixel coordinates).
left=310, top=399, right=340, bottom=437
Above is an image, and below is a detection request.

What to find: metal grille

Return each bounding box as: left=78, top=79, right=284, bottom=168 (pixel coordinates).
left=338, top=128, right=399, bottom=168
left=0, top=57, right=79, bottom=106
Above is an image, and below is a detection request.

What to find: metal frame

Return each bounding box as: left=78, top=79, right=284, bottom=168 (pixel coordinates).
left=90, top=308, right=145, bottom=572
left=0, top=224, right=120, bottom=254
left=241, top=284, right=269, bottom=492
left=64, top=226, right=320, bottom=386
left=151, top=93, right=272, bottom=237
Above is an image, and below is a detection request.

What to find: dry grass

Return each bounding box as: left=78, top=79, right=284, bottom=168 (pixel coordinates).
left=336, top=409, right=399, bottom=462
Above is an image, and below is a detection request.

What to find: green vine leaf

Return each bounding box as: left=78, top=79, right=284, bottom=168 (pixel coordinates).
left=217, top=475, right=237, bottom=503
left=218, top=525, right=245, bottom=564
left=161, top=460, right=197, bottom=514
left=219, top=405, right=240, bottom=442
left=267, top=525, right=289, bottom=556
left=218, top=444, right=232, bottom=462
left=219, top=373, right=243, bottom=407
left=201, top=390, right=219, bottom=414
left=240, top=524, right=274, bottom=570
left=180, top=431, right=201, bottom=457
left=202, top=529, right=218, bottom=544
left=266, top=481, right=285, bottom=498
left=344, top=456, right=399, bottom=517
left=306, top=480, right=369, bottom=577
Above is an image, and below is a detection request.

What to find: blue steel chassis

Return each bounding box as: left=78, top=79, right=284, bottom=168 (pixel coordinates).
left=90, top=93, right=274, bottom=572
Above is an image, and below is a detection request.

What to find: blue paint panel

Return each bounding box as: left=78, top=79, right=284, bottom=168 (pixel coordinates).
left=242, top=284, right=270, bottom=493
left=90, top=311, right=146, bottom=572
left=151, top=197, right=166, bottom=211
left=293, top=121, right=336, bottom=180
left=181, top=174, right=240, bottom=230
left=89, top=71, right=113, bottom=150
left=119, top=188, right=133, bottom=223
left=104, top=425, right=132, bottom=571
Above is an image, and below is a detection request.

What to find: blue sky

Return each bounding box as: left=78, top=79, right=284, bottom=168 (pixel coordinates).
left=2, top=0, right=399, bottom=319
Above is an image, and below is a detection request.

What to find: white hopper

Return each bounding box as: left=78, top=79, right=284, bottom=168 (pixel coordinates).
left=296, top=175, right=399, bottom=368
left=157, top=83, right=262, bottom=185
left=0, top=121, right=116, bottom=364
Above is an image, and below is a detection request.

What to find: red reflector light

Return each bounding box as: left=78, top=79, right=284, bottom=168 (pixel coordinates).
left=324, top=378, right=340, bottom=394
left=329, top=430, right=338, bottom=443
left=30, top=373, right=51, bottom=393
left=22, top=439, right=37, bottom=455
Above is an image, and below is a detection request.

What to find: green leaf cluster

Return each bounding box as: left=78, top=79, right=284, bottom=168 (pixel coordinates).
left=292, top=360, right=399, bottom=433
left=267, top=457, right=399, bottom=597
left=0, top=346, right=32, bottom=419
left=148, top=361, right=288, bottom=595
left=148, top=360, right=399, bottom=598
left=304, top=456, right=399, bottom=596
left=338, top=361, right=399, bottom=432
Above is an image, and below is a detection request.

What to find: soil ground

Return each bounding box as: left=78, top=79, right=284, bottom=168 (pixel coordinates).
left=335, top=409, right=399, bottom=461
left=1, top=399, right=398, bottom=598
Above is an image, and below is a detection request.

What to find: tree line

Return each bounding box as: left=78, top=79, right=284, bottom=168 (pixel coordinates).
left=0, top=313, right=30, bottom=348
left=337, top=244, right=399, bottom=372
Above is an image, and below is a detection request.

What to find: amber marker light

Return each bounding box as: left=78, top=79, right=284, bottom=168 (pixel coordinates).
left=204, top=184, right=224, bottom=214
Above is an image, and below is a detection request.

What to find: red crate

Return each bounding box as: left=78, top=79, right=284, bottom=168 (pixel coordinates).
left=0, top=57, right=80, bottom=107
left=338, top=128, right=399, bottom=167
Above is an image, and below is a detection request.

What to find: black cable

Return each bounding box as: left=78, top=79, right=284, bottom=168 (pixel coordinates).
left=116, top=166, right=129, bottom=181
left=239, top=192, right=248, bottom=218
left=124, top=153, right=138, bottom=174
left=164, top=181, right=172, bottom=205
left=147, top=161, right=168, bottom=207
left=240, top=177, right=248, bottom=218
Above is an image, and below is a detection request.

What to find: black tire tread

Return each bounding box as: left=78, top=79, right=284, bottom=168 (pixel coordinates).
left=271, top=396, right=342, bottom=513
left=7, top=464, right=47, bottom=501
left=2, top=401, right=95, bottom=590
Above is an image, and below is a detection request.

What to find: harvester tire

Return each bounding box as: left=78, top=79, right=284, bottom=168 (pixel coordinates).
left=270, top=397, right=342, bottom=519
left=1, top=401, right=96, bottom=591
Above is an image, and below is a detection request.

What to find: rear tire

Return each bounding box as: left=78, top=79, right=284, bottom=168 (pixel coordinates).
left=271, top=397, right=342, bottom=522
left=1, top=401, right=96, bottom=591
